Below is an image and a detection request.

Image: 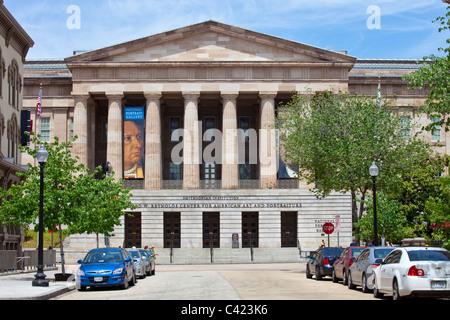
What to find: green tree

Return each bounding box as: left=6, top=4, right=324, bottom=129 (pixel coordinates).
left=277, top=90, right=433, bottom=240
left=0, top=134, right=135, bottom=274
left=69, top=166, right=137, bottom=248
left=425, top=176, right=450, bottom=249
left=403, top=5, right=450, bottom=131
left=355, top=193, right=409, bottom=244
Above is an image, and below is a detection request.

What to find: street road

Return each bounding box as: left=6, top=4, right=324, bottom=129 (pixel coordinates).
left=55, top=263, right=377, bottom=300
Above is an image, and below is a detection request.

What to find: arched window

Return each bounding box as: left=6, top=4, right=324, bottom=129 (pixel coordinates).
left=8, top=60, right=20, bottom=109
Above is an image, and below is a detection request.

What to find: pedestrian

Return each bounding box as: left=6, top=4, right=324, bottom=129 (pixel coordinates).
left=150, top=245, right=159, bottom=259
left=320, top=239, right=325, bottom=248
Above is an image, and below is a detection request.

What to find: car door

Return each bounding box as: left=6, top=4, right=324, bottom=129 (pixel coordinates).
left=335, top=248, right=348, bottom=278
left=353, top=249, right=369, bottom=284
left=379, top=250, right=402, bottom=290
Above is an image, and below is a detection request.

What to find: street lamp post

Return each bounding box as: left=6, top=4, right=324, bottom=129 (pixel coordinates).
left=32, top=145, right=49, bottom=287
left=369, top=162, right=379, bottom=246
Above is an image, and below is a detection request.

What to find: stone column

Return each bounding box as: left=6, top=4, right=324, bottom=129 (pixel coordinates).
left=106, top=94, right=123, bottom=181
left=73, top=94, right=89, bottom=167
left=221, top=93, right=239, bottom=189
left=259, top=92, right=278, bottom=189
left=182, top=92, right=200, bottom=190
left=144, top=92, right=162, bottom=190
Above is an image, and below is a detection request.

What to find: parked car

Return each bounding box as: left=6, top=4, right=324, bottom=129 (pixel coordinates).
left=126, top=248, right=146, bottom=279
left=372, top=246, right=450, bottom=300
left=332, top=246, right=365, bottom=284
left=139, top=248, right=156, bottom=276
left=76, top=247, right=136, bottom=291
left=347, top=246, right=395, bottom=292
left=306, top=247, right=344, bottom=280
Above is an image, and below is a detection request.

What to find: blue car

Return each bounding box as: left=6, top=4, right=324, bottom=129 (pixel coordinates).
left=76, top=248, right=136, bottom=291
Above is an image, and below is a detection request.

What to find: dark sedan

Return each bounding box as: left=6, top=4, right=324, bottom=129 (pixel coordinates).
left=306, top=247, right=344, bottom=280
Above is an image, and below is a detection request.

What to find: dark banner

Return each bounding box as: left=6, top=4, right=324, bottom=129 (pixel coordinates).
left=123, top=106, right=145, bottom=179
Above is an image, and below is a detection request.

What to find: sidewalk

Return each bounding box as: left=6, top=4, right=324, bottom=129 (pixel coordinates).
left=0, top=265, right=78, bottom=300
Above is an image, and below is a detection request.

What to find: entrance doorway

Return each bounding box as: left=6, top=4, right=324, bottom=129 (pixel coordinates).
left=164, top=212, right=181, bottom=248
left=281, top=211, right=298, bottom=247
left=124, top=212, right=141, bottom=248
left=203, top=212, right=220, bottom=248
left=242, top=212, right=259, bottom=248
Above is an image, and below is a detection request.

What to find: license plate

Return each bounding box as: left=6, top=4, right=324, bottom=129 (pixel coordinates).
left=431, top=281, right=446, bottom=289
left=94, top=277, right=103, bottom=282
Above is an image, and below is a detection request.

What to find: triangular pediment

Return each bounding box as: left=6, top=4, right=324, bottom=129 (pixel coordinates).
left=65, top=21, right=355, bottom=64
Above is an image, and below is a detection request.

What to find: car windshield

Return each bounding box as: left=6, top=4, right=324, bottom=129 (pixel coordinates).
left=407, top=250, right=450, bottom=262
left=323, top=248, right=343, bottom=256
left=83, top=251, right=123, bottom=263
left=139, top=250, right=149, bottom=258
left=128, top=251, right=141, bottom=259
left=351, top=248, right=365, bottom=257
left=373, top=248, right=394, bottom=259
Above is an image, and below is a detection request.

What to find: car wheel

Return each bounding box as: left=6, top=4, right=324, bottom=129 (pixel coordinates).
left=129, top=271, right=136, bottom=286
left=315, top=267, right=322, bottom=280
left=306, top=266, right=312, bottom=279
left=392, top=279, right=402, bottom=300
left=361, top=274, right=370, bottom=293
left=347, top=271, right=356, bottom=289
left=342, top=269, right=348, bottom=285
left=373, top=279, right=384, bottom=299
left=121, top=272, right=129, bottom=289
left=332, top=269, right=338, bottom=282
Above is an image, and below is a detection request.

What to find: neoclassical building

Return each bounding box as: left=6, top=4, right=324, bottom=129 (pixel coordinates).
left=0, top=0, right=33, bottom=254
left=23, top=21, right=444, bottom=263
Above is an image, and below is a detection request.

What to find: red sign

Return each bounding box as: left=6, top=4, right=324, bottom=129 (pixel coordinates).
left=322, top=222, right=334, bottom=234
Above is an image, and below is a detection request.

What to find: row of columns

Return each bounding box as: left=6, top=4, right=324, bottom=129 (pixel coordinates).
left=72, top=91, right=278, bottom=190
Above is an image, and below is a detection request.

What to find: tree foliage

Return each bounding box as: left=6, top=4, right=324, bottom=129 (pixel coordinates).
left=0, top=133, right=136, bottom=241
left=276, top=90, right=435, bottom=239
left=403, top=5, right=450, bottom=131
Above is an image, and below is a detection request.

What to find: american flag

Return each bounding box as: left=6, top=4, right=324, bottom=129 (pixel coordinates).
left=36, top=86, right=42, bottom=118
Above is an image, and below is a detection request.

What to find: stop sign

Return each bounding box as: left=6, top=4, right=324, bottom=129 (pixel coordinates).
left=322, top=222, right=334, bottom=234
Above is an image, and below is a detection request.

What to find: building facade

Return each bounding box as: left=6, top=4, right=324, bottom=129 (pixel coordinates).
left=23, top=21, right=445, bottom=263
left=0, top=0, right=33, bottom=254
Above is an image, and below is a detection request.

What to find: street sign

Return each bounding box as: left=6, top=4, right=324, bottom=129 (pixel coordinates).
left=322, top=222, right=334, bottom=235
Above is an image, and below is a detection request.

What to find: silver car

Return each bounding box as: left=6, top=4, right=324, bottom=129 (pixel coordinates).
left=347, top=246, right=395, bottom=292
left=139, top=249, right=155, bottom=276
left=126, top=248, right=146, bottom=279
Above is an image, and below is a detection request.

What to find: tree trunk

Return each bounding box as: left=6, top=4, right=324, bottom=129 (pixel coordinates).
left=58, top=224, right=65, bottom=275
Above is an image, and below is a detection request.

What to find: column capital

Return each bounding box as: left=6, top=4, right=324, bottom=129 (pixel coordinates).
left=105, top=92, right=124, bottom=100
left=71, top=92, right=90, bottom=99
left=144, top=92, right=162, bottom=100
left=259, top=92, right=278, bottom=100
left=221, top=92, right=239, bottom=100
left=182, top=92, right=200, bottom=101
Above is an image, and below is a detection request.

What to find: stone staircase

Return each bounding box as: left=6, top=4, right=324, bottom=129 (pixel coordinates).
left=60, top=247, right=304, bottom=265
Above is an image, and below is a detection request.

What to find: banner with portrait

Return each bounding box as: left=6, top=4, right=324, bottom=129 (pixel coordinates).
left=123, top=106, right=145, bottom=179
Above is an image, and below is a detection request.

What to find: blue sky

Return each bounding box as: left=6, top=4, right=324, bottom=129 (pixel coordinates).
left=5, top=0, right=449, bottom=60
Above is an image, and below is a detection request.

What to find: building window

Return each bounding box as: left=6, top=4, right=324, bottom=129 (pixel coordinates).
left=400, top=116, right=411, bottom=140
left=69, top=118, right=74, bottom=140
left=40, top=117, right=50, bottom=142
left=239, top=163, right=250, bottom=180
left=170, top=117, right=181, bottom=142
left=239, top=116, right=250, bottom=142
left=431, top=116, right=441, bottom=142
left=169, top=162, right=182, bottom=180
left=204, top=116, right=215, bottom=141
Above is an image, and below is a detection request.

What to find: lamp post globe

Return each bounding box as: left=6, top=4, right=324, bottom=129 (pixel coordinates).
left=369, top=162, right=379, bottom=246
left=32, top=145, right=49, bottom=287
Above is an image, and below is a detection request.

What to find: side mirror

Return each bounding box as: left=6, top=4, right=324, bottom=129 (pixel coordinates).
left=125, top=257, right=131, bottom=262
left=350, top=257, right=356, bottom=263
left=374, top=258, right=383, bottom=264
left=77, top=259, right=83, bottom=264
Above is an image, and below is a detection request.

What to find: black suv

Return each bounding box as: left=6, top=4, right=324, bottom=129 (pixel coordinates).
left=306, top=247, right=344, bottom=280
